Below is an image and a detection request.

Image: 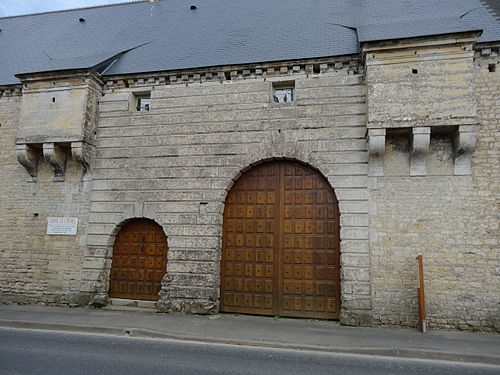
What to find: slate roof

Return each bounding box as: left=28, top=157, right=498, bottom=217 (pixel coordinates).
left=0, top=0, right=499, bottom=85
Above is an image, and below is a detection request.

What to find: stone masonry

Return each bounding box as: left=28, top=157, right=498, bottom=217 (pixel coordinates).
left=81, top=57, right=372, bottom=325
left=0, top=34, right=498, bottom=331
left=367, top=38, right=499, bottom=331
left=0, top=89, right=93, bottom=305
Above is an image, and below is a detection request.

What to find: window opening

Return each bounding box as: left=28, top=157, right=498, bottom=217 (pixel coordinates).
left=135, top=94, right=151, bottom=111
left=273, top=82, right=295, bottom=103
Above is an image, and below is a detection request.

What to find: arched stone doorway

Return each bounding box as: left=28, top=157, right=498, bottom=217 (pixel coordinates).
left=220, top=160, right=341, bottom=319
left=109, top=218, right=168, bottom=301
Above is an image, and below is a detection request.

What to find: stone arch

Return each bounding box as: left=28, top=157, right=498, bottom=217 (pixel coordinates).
left=106, top=215, right=165, bottom=247
left=219, top=159, right=341, bottom=319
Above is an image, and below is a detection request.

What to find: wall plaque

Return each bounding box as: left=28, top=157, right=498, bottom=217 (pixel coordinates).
left=47, top=217, right=78, bottom=235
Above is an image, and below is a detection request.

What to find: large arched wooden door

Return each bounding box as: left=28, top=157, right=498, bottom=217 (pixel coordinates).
left=220, top=161, right=341, bottom=319
left=109, top=219, right=168, bottom=301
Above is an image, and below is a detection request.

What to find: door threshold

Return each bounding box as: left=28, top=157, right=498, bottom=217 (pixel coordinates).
left=104, top=298, right=159, bottom=313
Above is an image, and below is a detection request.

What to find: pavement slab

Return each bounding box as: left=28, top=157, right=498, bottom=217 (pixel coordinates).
left=0, top=304, right=498, bottom=365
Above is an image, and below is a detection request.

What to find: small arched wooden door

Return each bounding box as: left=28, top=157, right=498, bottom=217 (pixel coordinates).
left=109, top=219, right=168, bottom=301
left=220, top=161, right=341, bottom=319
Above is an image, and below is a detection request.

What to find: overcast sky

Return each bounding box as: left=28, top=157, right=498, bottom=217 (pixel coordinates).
left=0, top=0, right=122, bottom=17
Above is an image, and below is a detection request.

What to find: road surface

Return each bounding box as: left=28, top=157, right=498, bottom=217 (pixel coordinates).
left=0, top=327, right=498, bottom=375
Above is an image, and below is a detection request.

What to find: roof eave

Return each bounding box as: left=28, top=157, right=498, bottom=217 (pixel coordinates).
left=360, top=30, right=483, bottom=50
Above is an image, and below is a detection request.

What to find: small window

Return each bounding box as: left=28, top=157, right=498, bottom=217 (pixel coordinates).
left=273, top=82, right=295, bottom=103
left=135, top=94, right=151, bottom=111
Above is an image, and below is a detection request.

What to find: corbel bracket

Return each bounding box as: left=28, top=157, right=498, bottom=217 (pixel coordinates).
left=368, top=129, right=386, bottom=176
left=16, top=144, right=40, bottom=182
left=43, top=143, right=68, bottom=182
left=410, top=127, right=431, bottom=176
left=71, top=141, right=91, bottom=174
left=454, top=125, right=476, bottom=175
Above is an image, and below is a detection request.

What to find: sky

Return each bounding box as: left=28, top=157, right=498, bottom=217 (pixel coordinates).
left=0, top=0, right=125, bottom=17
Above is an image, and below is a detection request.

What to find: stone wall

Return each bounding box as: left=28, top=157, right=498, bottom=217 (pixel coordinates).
left=368, top=46, right=500, bottom=331
left=81, top=58, right=372, bottom=325
left=0, top=38, right=497, bottom=331
left=0, top=89, right=92, bottom=305
left=364, top=33, right=479, bottom=129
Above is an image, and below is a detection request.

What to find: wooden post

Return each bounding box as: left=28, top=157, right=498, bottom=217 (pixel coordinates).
left=416, top=255, right=427, bottom=333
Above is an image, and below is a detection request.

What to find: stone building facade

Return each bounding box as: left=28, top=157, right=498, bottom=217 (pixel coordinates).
left=0, top=1, right=498, bottom=331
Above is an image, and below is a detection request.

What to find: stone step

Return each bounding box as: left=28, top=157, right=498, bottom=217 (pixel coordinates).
left=106, top=298, right=158, bottom=312
left=102, top=305, right=159, bottom=313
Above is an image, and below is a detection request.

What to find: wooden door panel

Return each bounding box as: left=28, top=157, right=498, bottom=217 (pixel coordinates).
left=221, top=161, right=341, bottom=319
left=109, top=219, right=168, bottom=301
left=220, top=163, right=277, bottom=315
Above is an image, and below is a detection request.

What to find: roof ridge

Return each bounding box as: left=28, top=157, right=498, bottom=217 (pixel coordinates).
left=0, top=0, right=147, bottom=20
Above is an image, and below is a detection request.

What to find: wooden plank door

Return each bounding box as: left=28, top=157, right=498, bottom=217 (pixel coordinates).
left=220, top=162, right=279, bottom=315
left=109, top=219, right=168, bottom=301
left=279, top=162, right=341, bottom=318
left=220, top=161, right=341, bottom=319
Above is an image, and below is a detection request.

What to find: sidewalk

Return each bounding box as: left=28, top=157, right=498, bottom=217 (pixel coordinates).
left=0, top=304, right=498, bottom=365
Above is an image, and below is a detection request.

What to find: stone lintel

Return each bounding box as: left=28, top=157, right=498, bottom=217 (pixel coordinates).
left=367, top=117, right=477, bottom=129
left=368, top=129, right=386, bottom=177
left=16, top=136, right=85, bottom=144
left=410, top=127, right=431, bottom=176
left=43, top=143, right=68, bottom=182
left=454, top=125, right=476, bottom=175
left=15, top=144, right=40, bottom=182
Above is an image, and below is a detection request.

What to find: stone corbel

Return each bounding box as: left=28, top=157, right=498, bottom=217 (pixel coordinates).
left=368, top=129, right=386, bottom=176
left=410, top=127, right=430, bottom=176
left=43, top=143, right=68, bottom=182
left=71, top=141, right=91, bottom=174
left=454, top=125, right=476, bottom=175
left=16, top=144, right=40, bottom=182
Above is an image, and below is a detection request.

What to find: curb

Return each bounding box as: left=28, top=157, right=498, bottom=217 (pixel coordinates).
left=1, top=319, right=499, bottom=366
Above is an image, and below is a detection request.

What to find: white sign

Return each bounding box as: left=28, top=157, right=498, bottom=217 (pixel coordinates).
left=47, top=217, right=78, bottom=236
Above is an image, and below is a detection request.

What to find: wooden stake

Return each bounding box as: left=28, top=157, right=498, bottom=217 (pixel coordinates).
left=416, top=255, right=427, bottom=333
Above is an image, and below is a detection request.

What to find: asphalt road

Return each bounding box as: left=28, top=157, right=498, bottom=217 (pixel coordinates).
left=0, top=328, right=498, bottom=375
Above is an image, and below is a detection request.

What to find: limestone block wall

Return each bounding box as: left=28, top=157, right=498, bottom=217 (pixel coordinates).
left=365, top=33, right=479, bottom=129
left=17, top=76, right=94, bottom=143
left=1, top=38, right=496, bottom=331
left=0, top=89, right=92, bottom=305
left=15, top=72, right=102, bottom=182
left=82, top=59, right=372, bottom=325
left=368, top=47, right=500, bottom=331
